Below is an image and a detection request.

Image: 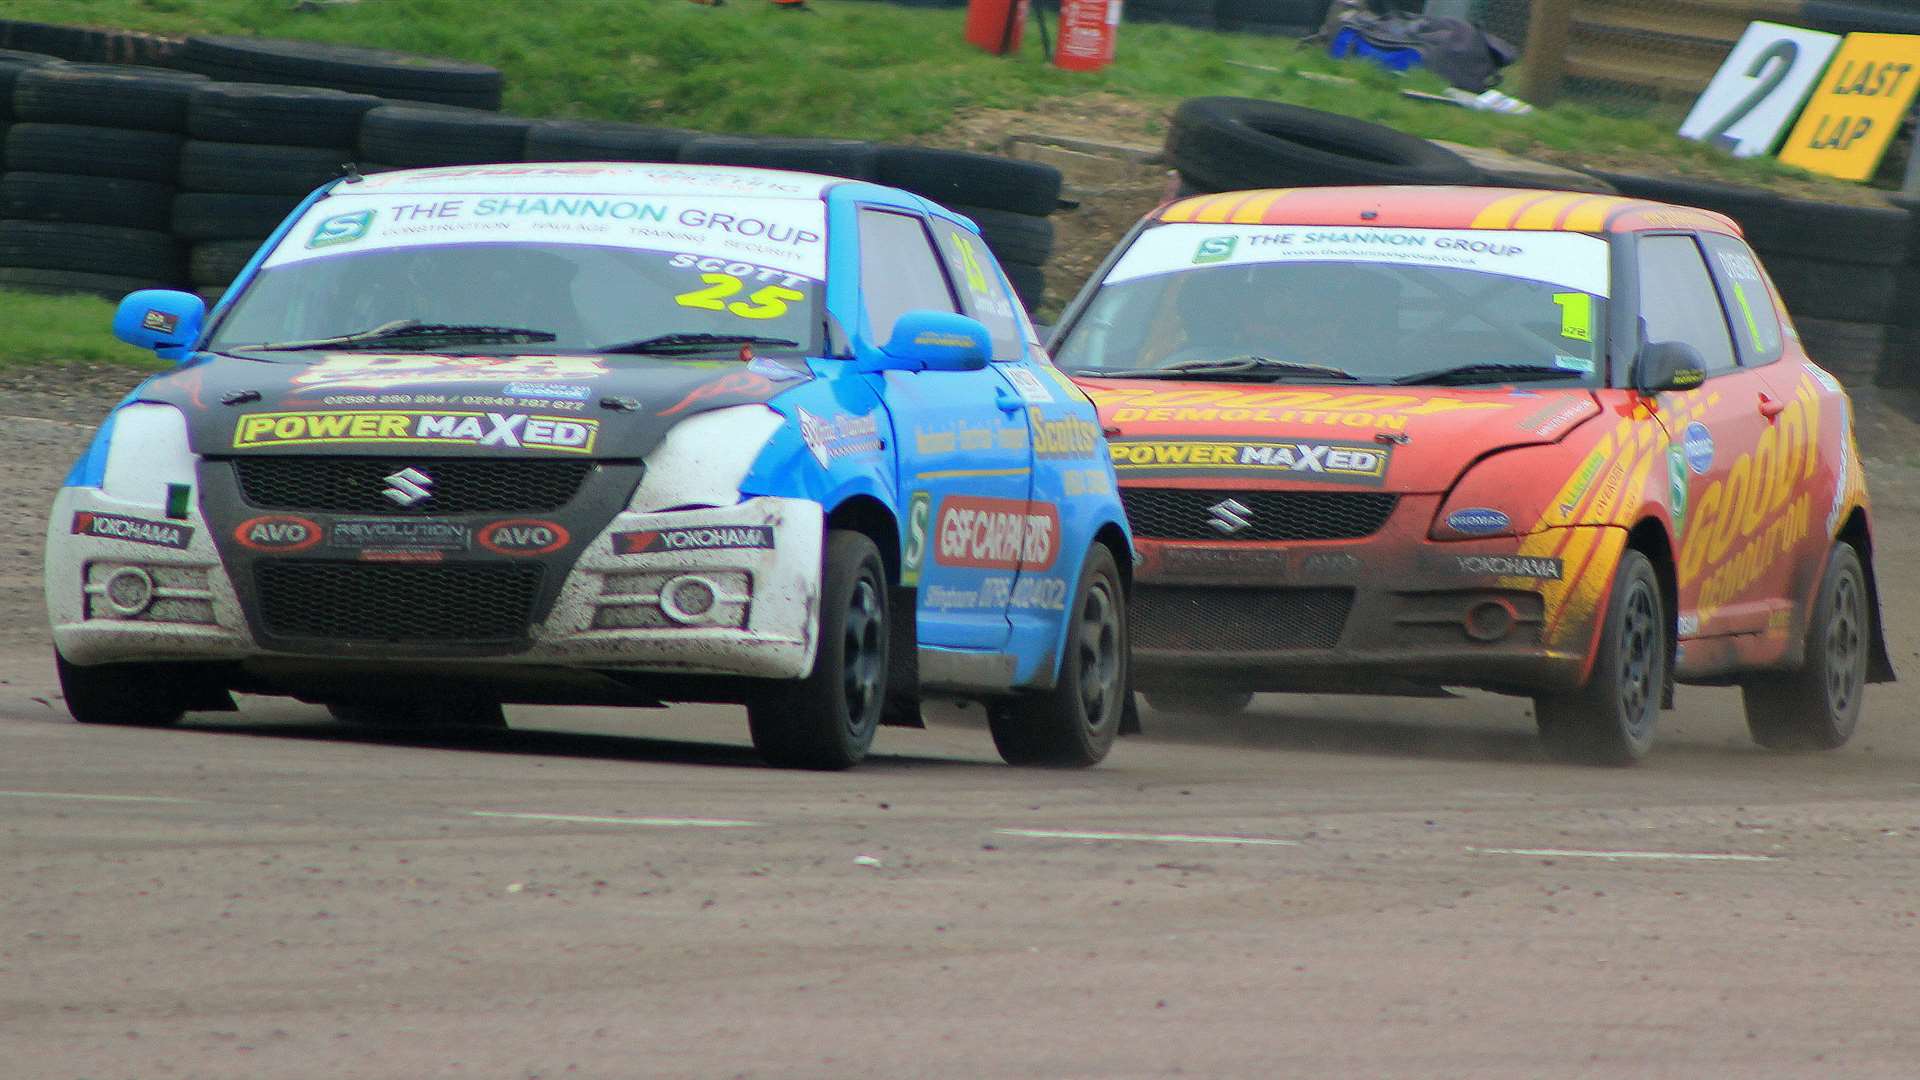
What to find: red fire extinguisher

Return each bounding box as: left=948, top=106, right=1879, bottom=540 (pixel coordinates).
left=964, top=0, right=1031, bottom=55
left=1054, top=0, right=1118, bottom=72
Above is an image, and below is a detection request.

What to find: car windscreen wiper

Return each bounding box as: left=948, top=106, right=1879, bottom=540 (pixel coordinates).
left=1073, top=356, right=1359, bottom=381
left=597, top=332, right=801, bottom=355
left=228, top=320, right=559, bottom=352
left=1392, top=362, right=1587, bottom=386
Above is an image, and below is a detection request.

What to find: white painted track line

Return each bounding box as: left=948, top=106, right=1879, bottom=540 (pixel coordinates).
left=1469, top=846, right=1775, bottom=862
left=995, top=828, right=1299, bottom=847
left=470, top=811, right=764, bottom=828
left=0, top=790, right=201, bottom=804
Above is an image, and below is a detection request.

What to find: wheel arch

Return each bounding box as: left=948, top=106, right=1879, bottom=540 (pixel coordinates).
left=1093, top=520, right=1133, bottom=597
left=1836, top=507, right=1897, bottom=684
left=826, top=493, right=924, bottom=727
left=1626, top=516, right=1678, bottom=708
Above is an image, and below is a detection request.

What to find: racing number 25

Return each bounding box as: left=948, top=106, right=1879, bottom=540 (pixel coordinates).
left=674, top=273, right=804, bottom=320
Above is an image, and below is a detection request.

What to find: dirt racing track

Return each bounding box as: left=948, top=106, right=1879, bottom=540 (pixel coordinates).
left=5, top=370, right=1920, bottom=1078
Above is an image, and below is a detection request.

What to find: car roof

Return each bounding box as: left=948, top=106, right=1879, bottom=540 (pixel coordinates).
left=344, top=161, right=842, bottom=199
left=1153, top=185, right=1743, bottom=237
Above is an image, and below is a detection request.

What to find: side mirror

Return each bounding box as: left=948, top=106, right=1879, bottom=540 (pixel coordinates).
left=1633, top=340, right=1706, bottom=394
left=873, top=310, right=990, bottom=372
left=113, top=290, right=206, bottom=363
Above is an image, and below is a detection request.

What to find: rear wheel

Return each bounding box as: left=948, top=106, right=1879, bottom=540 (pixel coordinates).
left=747, top=531, right=887, bottom=770
left=1144, top=689, right=1254, bottom=717
left=1742, top=543, right=1868, bottom=750
left=56, top=651, right=186, bottom=727
left=1534, top=549, right=1665, bottom=766
left=989, top=546, right=1127, bottom=767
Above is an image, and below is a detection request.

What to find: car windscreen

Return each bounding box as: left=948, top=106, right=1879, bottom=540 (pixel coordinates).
left=207, top=191, right=826, bottom=355
left=1053, top=223, right=1612, bottom=385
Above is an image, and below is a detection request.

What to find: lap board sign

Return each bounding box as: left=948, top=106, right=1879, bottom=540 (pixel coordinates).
left=1679, top=21, right=1841, bottom=158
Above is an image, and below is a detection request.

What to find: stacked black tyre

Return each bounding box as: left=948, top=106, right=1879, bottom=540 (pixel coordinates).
left=1883, top=197, right=1920, bottom=390
left=522, top=118, right=694, bottom=166
left=177, top=82, right=384, bottom=303
left=1585, top=170, right=1912, bottom=388
left=0, top=61, right=205, bottom=299
left=175, top=35, right=504, bottom=111
left=1165, top=96, right=1485, bottom=193
left=359, top=103, right=533, bottom=172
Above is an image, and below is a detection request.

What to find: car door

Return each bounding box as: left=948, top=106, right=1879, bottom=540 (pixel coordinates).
left=930, top=219, right=1097, bottom=643
left=1640, top=232, right=1779, bottom=638
left=856, top=206, right=1031, bottom=650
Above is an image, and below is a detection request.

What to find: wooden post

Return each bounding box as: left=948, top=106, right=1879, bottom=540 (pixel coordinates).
left=1518, top=0, right=1574, bottom=107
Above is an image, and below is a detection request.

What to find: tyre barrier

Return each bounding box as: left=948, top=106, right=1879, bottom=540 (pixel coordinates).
left=0, top=30, right=1063, bottom=311
left=1166, top=96, right=1486, bottom=192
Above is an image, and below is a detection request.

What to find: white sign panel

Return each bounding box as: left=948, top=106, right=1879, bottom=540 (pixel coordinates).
left=1108, top=223, right=1612, bottom=298
left=1679, top=21, right=1842, bottom=158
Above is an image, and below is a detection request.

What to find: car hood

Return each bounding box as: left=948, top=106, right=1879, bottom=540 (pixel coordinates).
left=1077, top=377, right=1602, bottom=494
left=140, top=351, right=812, bottom=459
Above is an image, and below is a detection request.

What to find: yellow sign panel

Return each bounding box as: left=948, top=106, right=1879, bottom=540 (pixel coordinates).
left=1779, top=33, right=1920, bottom=181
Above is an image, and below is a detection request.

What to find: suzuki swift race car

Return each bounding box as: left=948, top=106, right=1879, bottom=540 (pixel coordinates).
left=1053, top=185, right=1893, bottom=765
left=52, top=162, right=1133, bottom=770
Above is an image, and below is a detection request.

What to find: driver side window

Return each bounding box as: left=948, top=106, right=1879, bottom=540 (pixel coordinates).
left=857, top=208, right=959, bottom=346
left=1636, top=234, right=1738, bottom=374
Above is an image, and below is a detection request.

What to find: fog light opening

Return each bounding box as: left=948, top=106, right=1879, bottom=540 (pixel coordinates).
left=103, top=567, right=155, bottom=618
left=1464, top=599, right=1516, bottom=643
left=661, top=575, right=720, bottom=624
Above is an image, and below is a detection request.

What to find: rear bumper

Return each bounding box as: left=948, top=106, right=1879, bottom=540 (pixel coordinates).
left=1126, top=497, right=1615, bottom=696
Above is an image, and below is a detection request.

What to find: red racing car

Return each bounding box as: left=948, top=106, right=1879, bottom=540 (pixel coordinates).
left=1053, top=185, right=1894, bottom=764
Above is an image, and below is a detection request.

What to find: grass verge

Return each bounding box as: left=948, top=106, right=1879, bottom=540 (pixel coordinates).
left=0, top=289, right=165, bottom=370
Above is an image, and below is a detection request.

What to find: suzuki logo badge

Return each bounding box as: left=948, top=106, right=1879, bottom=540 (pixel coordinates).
left=1207, top=498, right=1252, bottom=535
left=382, top=467, right=433, bottom=508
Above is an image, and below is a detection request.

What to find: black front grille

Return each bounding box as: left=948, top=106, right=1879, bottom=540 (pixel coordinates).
left=1132, top=585, right=1353, bottom=652
left=232, top=457, right=596, bottom=515
left=256, top=561, right=543, bottom=643
left=1122, top=488, right=1398, bottom=541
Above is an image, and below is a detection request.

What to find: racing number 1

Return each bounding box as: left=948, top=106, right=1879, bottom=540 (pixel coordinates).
left=674, top=273, right=804, bottom=320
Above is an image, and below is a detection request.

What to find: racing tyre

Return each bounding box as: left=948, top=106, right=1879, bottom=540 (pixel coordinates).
left=988, top=545, right=1127, bottom=767
left=179, top=35, right=504, bottom=110
left=56, top=652, right=186, bottom=727
left=1741, top=543, right=1869, bottom=751
left=178, top=140, right=352, bottom=195
left=5, top=123, right=183, bottom=182
left=0, top=221, right=182, bottom=282
left=949, top=204, right=1054, bottom=266
left=0, top=172, right=173, bottom=230
left=1166, top=97, right=1483, bottom=192
left=188, top=83, right=383, bottom=147
left=190, top=240, right=259, bottom=287
left=875, top=144, right=1063, bottom=216
left=12, top=64, right=208, bottom=131
left=748, top=531, right=888, bottom=770
left=358, top=105, right=535, bottom=168
left=171, top=191, right=303, bottom=241
left=328, top=699, right=508, bottom=730
left=1144, top=689, right=1254, bottom=716
left=1004, top=261, right=1044, bottom=313
left=679, top=135, right=880, bottom=181
left=523, top=119, right=693, bottom=163
left=1534, top=549, right=1665, bottom=766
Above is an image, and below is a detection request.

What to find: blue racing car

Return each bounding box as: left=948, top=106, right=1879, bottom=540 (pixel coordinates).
left=51, top=162, right=1132, bottom=769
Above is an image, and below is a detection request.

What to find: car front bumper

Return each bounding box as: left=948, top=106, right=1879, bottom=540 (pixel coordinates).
left=47, top=489, right=823, bottom=681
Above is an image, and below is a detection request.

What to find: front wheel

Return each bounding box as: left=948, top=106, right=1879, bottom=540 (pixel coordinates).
left=57, top=651, right=187, bottom=727
left=989, top=545, right=1128, bottom=767
left=1741, top=543, right=1868, bottom=751
left=1534, top=549, right=1665, bottom=766
left=747, top=530, right=888, bottom=770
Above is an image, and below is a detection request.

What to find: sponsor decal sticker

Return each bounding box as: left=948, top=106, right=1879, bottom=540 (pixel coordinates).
left=307, top=208, right=375, bottom=248
left=72, top=511, right=192, bottom=550
left=612, top=525, right=774, bottom=555
left=330, top=519, right=470, bottom=552
left=1028, top=408, right=1100, bottom=459
left=504, top=382, right=593, bottom=402
left=141, top=309, right=179, bottom=335
left=291, top=354, right=607, bottom=393
left=1002, top=367, right=1054, bottom=404
left=1677, top=612, right=1700, bottom=637
left=746, top=355, right=808, bottom=382
left=1452, top=554, right=1562, bottom=580
left=901, top=491, right=932, bottom=587
left=477, top=519, right=570, bottom=556
left=798, top=408, right=883, bottom=467
left=1109, top=439, right=1389, bottom=484
left=1192, top=235, right=1237, bottom=264
left=1301, top=551, right=1362, bottom=575
left=1088, top=386, right=1510, bottom=429
left=1516, top=396, right=1594, bottom=437
left=232, top=410, right=598, bottom=453
left=1157, top=546, right=1293, bottom=576
left=1682, top=421, right=1714, bottom=475
left=233, top=514, right=322, bottom=552
left=1667, top=447, right=1690, bottom=539
left=934, top=496, right=1059, bottom=572
left=1446, top=508, right=1511, bottom=535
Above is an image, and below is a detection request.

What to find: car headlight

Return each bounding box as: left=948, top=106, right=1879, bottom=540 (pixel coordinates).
left=100, top=404, right=196, bottom=506
left=628, top=404, right=785, bottom=513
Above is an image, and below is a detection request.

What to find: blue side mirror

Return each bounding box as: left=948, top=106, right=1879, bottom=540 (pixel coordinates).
left=876, top=310, right=991, bottom=372
left=113, top=290, right=207, bottom=363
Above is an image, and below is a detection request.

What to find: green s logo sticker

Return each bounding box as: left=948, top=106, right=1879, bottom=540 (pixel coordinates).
left=1667, top=446, right=1689, bottom=539
left=1192, top=235, right=1237, bottom=264
left=901, top=491, right=931, bottom=587
left=308, top=209, right=376, bottom=249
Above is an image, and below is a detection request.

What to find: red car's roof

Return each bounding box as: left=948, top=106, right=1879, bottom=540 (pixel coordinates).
left=1154, top=186, right=1743, bottom=237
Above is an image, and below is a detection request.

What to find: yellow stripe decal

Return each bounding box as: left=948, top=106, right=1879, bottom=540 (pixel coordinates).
left=1194, top=192, right=1254, bottom=224
left=1229, top=190, right=1288, bottom=223
left=914, top=467, right=1031, bottom=481
left=1160, top=196, right=1211, bottom=223
left=1514, top=192, right=1586, bottom=231
left=1470, top=192, right=1542, bottom=229
left=1561, top=196, right=1622, bottom=233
